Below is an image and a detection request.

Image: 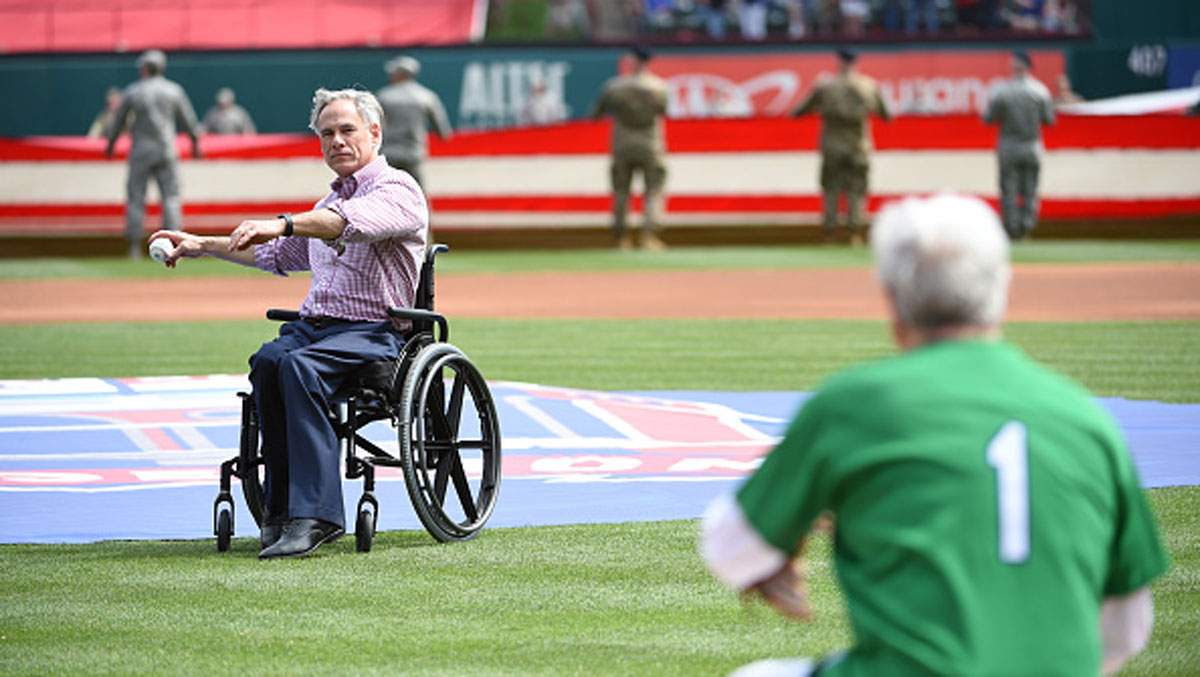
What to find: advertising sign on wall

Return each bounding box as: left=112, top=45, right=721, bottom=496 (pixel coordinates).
left=624, top=50, right=1066, bottom=117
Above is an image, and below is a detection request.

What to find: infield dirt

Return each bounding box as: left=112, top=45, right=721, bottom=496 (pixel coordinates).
left=2, top=263, right=1198, bottom=324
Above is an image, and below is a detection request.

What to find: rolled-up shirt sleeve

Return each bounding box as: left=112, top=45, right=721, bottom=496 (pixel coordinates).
left=702, top=492, right=788, bottom=591
left=326, top=171, right=428, bottom=247
left=253, top=235, right=311, bottom=277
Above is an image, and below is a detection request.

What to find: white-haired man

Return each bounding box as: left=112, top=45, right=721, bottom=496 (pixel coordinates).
left=149, top=88, right=429, bottom=559
left=702, top=193, right=1168, bottom=675
left=376, top=55, right=453, bottom=188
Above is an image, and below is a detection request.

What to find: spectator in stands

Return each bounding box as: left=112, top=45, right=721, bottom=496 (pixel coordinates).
left=907, top=0, right=939, bottom=34
left=545, top=0, right=593, bottom=39
left=738, top=0, right=769, bottom=40
left=883, top=0, right=937, bottom=35
left=201, top=87, right=256, bottom=135
left=87, top=87, right=124, bottom=139
left=376, top=55, right=453, bottom=189
left=694, top=0, right=729, bottom=39
left=784, top=0, right=810, bottom=38
left=791, top=47, right=891, bottom=245
left=838, top=0, right=869, bottom=35
left=638, top=0, right=678, bottom=32
left=1010, top=0, right=1046, bottom=31
left=814, top=0, right=841, bottom=35
left=591, top=44, right=670, bottom=251
left=104, top=49, right=201, bottom=260
left=590, top=0, right=641, bottom=40
left=881, top=0, right=902, bottom=32
left=983, top=50, right=1055, bottom=240
left=954, top=0, right=1000, bottom=32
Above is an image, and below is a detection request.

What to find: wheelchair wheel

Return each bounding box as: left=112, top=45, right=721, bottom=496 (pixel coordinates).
left=356, top=508, right=375, bottom=553
left=399, top=343, right=502, bottom=542
left=238, top=394, right=266, bottom=527
left=215, top=507, right=233, bottom=552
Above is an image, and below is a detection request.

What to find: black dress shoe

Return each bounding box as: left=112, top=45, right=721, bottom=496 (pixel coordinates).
left=258, top=518, right=344, bottom=560
left=260, top=523, right=284, bottom=550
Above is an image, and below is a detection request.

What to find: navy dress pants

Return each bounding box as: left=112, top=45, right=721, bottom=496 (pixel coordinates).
left=249, top=319, right=404, bottom=529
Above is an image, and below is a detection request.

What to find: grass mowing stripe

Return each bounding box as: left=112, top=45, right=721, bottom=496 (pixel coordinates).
left=1, top=319, right=1197, bottom=402
left=2, top=241, right=1198, bottom=279
left=0, top=320, right=269, bottom=379
left=1, top=489, right=1195, bottom=675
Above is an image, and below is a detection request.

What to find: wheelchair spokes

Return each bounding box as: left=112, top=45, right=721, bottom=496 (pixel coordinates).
left=400, top=343, right=502, bottom=542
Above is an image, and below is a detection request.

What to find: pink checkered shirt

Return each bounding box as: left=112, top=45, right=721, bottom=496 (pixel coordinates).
left=252, top=156, right=429, bottom=324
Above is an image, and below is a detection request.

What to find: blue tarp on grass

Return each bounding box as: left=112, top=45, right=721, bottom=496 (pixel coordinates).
left=1, top=377, right=1196, bottom=544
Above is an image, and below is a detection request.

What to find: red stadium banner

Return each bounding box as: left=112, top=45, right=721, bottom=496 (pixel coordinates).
left=2, top=114, right=1196, bottom=162
left=0, top=0, right=487, bottom=53
left=5, top=196, right=1200, bottom=227
left=624, top=50, right=1066, bottom=118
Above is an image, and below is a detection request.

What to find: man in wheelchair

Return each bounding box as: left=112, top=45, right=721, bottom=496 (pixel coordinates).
left=150, top=87, right=428, bottom=559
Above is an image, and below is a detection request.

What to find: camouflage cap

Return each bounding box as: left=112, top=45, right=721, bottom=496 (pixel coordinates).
left=136, top=49, right=167, bottom=70
left=384, top=55, right=421, bottom=77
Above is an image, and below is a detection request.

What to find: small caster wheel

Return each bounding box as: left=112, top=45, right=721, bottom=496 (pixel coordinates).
left=355, top=508, right=376, bottom=553
left=216, top=508, right=233, bottom=552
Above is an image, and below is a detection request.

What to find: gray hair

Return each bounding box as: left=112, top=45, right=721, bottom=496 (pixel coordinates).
left=308, top=88, right=384, bottom=147
left=869, top=193, right=1011, bottom=329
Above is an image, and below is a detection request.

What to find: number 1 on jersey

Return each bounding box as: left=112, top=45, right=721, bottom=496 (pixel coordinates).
left=986, top=421, right=1030, bottom=564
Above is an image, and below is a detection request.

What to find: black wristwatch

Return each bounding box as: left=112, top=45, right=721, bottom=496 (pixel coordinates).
left=277, top=213, right=294, bottom=237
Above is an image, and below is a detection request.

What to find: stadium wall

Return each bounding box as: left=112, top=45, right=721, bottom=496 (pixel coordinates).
left=3, top=40, right=1200, bottom=137
left=2, top=114, right=1197, bottom=252
left=2, top=39, right=1199, bottom=251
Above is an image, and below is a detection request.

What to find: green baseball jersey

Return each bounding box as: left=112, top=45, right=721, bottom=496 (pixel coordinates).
left=738, top=339, right=1169, bottom=676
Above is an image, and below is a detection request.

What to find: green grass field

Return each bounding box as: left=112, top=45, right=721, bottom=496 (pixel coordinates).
left=3, top=240, right=1200, bottom=280
left=1, top=243, right=1198, bottom=675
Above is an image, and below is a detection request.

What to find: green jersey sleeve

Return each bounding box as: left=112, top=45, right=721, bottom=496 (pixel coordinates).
left=735, top=393, right=831, bottom=554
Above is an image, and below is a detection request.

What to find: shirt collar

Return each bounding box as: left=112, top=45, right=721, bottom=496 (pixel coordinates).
left=330, top=155, right=386, bottom=199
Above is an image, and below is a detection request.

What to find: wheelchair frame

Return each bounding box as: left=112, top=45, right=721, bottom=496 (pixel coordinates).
left=213, top=244, right=502, bottom=552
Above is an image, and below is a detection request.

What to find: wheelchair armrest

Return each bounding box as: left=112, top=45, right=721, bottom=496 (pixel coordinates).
left=388, top=307, right=448, bottom=342
left=266, top=309, right=300, bottom=322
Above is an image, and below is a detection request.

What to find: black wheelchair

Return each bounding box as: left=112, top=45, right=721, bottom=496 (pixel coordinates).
left=213, top=244, right=502, bottom=552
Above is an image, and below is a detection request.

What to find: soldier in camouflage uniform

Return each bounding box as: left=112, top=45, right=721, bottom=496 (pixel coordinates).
left=792, top=48, right=891, bottom=245
left=983, top=51, right=1055, bottom=240
left=377, top=55, right=453, bottom=189
left=591, top=45, right=670, bottom=251
left=201, top=88, right=256, bottom=135
left=106, top=50, right=201, bottom=259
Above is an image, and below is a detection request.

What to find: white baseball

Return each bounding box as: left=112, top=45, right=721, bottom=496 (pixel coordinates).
left=148, top=238, right=173, bottom=263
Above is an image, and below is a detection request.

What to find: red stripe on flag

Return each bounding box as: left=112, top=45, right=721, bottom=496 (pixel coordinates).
left=3, top=196, right=1200, bottom=222
left=3, top=114, right=1197, bottom=162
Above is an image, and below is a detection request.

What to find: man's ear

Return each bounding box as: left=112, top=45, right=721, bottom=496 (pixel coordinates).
left=884, top=288, right=913, bottom=350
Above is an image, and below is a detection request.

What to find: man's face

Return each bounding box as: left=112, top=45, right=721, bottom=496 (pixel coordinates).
left=317, top=98, right=380, bottom=177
